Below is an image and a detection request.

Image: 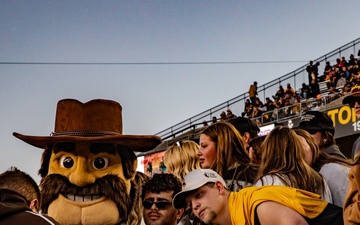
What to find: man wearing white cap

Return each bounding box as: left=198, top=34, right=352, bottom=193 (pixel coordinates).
left=173, top=169, right=343, bottom=225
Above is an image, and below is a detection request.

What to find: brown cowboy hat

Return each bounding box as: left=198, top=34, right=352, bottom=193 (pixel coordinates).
left=343, top=81, right=360, bottom=105
left=13, top=99, right=162, bottom=152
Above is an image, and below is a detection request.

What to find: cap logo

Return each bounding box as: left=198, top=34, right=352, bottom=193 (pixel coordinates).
left=204, top=172, right=217, bottom=178
left=300, top=114, right=315, bottom=122
left=351, top=84, right=360, bottom=93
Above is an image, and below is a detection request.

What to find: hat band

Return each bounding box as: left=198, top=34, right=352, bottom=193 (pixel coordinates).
left=51, top=130, right=120, bottom=137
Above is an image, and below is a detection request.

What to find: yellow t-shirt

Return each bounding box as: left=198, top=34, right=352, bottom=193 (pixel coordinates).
left=228, top=186, right=328, bottom=225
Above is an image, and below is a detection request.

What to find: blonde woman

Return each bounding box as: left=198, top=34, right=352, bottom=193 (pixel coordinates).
left=163, top=140, right=201, bottom=182
left=254, top=126, right=332, bottom=203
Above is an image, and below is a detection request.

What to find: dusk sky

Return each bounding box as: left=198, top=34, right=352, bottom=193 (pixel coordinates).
left=1, top=0, right=359, bottom=182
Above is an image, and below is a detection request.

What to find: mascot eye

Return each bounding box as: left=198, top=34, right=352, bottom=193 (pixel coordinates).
left=60, top=156, right=74, bottom=169
left=93, top=157, right=109, bottom=169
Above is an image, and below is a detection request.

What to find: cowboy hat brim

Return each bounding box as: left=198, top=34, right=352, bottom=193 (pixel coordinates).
left=13, top=132, right=162, bottom=153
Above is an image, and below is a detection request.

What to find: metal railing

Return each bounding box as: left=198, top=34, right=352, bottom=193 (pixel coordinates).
left=155, top=37, right=360, bottom=141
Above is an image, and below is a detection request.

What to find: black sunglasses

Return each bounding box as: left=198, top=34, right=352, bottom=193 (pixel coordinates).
left=349, top=99, right=360, bottom=108
left=142, top=200, right=172, bottom=210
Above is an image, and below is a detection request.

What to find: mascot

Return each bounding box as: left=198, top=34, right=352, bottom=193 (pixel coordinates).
left=13, top=99, right=161, bottom=225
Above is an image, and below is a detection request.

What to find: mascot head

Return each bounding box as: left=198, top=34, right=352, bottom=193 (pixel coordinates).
left=13, top=99, right=161, bottom=225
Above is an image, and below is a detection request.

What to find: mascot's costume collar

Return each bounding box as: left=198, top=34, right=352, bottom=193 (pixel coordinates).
left=13, top=99, right=162, bottom=225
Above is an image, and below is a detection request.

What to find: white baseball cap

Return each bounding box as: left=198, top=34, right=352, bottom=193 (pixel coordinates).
left=172, top=168, right=226, bottom=209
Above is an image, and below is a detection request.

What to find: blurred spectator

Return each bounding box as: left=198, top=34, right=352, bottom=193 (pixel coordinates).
left=226, top=108, right=236, bottom=120
left=306, top=60, right=315, bottom=85
left=273, top=85, right=285, bottom=101
left=250, top=106, right=262, bottom=119
left=212, top=116, right=217, bottom=123
left=310, top=79, right=320, bottom=98
left=301, top=83, right=311, bottom=99
left=248, top=81, right=258, bottom=104
left=341, top=56, right=348, bottom=67
left=335, top=58, right=344, bottom=71
left=322, top=61, right=333, bottom=82
left=284, top=83, right=295, bottom=96
left=220, top=111, right=227, bottom=121
left=328, top=85, right=340, bottom=95
left=202, top=120, right=209, bottom=127
left=291, top=98, right=301, bottom=115
left=349, top=54, right=355, bottom=66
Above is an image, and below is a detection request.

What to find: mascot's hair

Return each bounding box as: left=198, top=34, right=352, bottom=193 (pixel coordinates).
left=125, top=172, right=149, bottom=225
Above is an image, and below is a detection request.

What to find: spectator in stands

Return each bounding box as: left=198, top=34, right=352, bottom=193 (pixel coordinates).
left=0, top=167, right=61, bottom=225
left=349, top=54, right=355, bottom=66
left=322, top=61, right=333, bottom=82
left=202, top=120, right=208, bottom=127
left=173, top=168, right=344, bottom=225
left=342, top=81, right=360, bottom=159
left=228, top=116, right=260, bottom=149
left=300, top=82, right=311, bottom=99
left=335, top=58, right=344, bottom=70
left=291, top=98, right=301, bottom=115
left=258, top=101, right=267, bottom=113
left=220, top=111, right=227, bottom=121
left=284, top=83, right=295, bottom=96
left=350, top=58, right=359, bottom=77
left=306, top=60, right=315, bottom=85
left=294, top=129, right=352, bottom=207
left=328, top=85, right=340, bottom=95
left=273, top=85, right=284, bottom=101
left=342, top=83, right=351, bottom=95
left=198, top=121, right=257, bottom=191
left=164, top=140, right=201, bottom=182
left=250, top=106, right=262, bottom=120
left=310, top=79, right=320, bottom=98
left=313, top=62, right=320, bottom=81
left=254, top=126, right=332, bottom=202
left=341, top=56, right=348, bottom=67
left=248, top=81, right=258, bottom=104
left=141, top=173, right=184, bottom=225
left=296, top=111, right=347, bottom=159
left=242, top=99, right=251, bottom=117
left=312, top=99, right=324, bottom=111
left=225, top=108, right=236, bottom=120
left=212, top=116, right=217, bottom=124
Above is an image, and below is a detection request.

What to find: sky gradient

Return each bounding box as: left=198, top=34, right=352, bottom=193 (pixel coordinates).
left=1, top=0, right=360, bottom=182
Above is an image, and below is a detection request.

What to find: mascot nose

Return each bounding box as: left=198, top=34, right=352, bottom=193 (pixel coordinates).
left=69, top=159, right=97, bottom=186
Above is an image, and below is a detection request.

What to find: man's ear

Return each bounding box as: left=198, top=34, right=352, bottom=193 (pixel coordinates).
left=29, top=199, right=39, bottom=213
left=176, top=208, right=184, bottom=220
left=243, top=132, right=251, bottom=143
left=215, top=181, right=226, bottom=194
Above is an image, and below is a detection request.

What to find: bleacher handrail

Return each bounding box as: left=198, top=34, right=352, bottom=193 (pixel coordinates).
left=155, top=37, right=360, bottom=141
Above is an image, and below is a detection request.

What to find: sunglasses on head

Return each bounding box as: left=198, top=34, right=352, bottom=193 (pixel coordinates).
left=173, top=141, right=183, bottom=148
left=349, top=99, right=360, bottom=108
left=142, top=200, right=172, bottom=210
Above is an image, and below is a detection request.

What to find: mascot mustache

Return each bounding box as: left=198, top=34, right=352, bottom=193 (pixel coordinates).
left=40, top=174, right=131, bottom=221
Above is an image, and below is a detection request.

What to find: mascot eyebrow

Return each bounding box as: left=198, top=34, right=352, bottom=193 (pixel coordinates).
left=52, top=142, right=118, bottom=155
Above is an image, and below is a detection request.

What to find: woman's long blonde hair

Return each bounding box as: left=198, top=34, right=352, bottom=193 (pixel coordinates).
left=163, top=140, right=200, bottom=181
left=255, top=126, right=325, bottom=194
